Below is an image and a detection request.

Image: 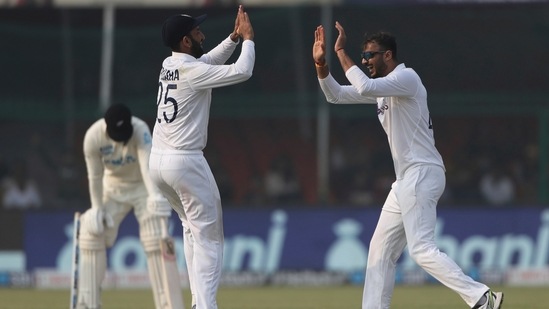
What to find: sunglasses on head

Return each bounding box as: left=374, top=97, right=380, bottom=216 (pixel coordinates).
left=361, top=50, right=386, bottom=61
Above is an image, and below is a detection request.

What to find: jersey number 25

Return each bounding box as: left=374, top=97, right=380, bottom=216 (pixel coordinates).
left=157, top=83, right=178, bottom=124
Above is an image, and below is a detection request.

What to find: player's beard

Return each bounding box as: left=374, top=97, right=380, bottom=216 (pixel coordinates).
left=189, top=36, right=205, bottom=58
left=370, top=61, right=388, bottom=78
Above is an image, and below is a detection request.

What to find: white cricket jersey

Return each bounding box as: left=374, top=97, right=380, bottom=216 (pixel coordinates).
left=319, top=63, right=444, bottom=180
left=83, top=116, right=161, bottom=208
left=152, top=36, right=255, bottom=151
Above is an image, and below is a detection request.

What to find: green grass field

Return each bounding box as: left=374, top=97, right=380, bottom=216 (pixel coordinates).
left=0, top=285, right=545, bottom=309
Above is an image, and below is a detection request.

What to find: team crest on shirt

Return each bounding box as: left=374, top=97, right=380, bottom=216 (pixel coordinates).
left=106, top=155, right=137, bottom=166
left=143, top=132, right=152, bottom=145
left=99, top=145, right=114, bottom=155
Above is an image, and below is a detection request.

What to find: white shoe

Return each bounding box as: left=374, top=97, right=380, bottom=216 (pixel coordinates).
left=475, top=291, right=504, bottom=309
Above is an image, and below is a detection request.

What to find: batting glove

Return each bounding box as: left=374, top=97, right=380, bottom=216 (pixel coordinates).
left=83, top=207, right=114, bottom=235
left=147, top=195, right=172, bottom=217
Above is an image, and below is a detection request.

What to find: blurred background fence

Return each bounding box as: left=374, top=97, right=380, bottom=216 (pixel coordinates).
left=1, top=0, right=549, bottom=288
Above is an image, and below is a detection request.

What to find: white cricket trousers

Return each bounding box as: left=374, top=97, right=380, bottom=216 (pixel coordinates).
left=149, top=149, right=223, bottom=309
left=363, top=164, right=488, bottom=309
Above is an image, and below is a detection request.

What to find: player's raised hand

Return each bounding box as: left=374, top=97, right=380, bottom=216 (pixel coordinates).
left=313, top=25, right=327, bottom=64
left=334, top=21, right=347, bottom=52
left=236, top=5, right=254, bottom=41
left=230, top=5, right=241, bottom=42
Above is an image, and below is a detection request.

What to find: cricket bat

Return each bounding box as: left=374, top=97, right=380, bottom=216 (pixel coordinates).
left=70, top=212, right=81, bottom=309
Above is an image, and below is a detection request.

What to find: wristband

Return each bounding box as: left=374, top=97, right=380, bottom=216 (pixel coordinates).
left=315, top=61, right=327, bottom=68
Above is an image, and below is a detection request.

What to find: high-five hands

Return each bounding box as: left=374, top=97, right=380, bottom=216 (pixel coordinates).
left=314, top=21, right=354, bottom=76
left=313, top=25, right=327, bottom=65
left=233, top=5, right=254, bottom=41
left=334, top=21, right=347, bottom=53
left=230, top=7, right=240, bottom=42
left=313, top=21, right=347, bottom=64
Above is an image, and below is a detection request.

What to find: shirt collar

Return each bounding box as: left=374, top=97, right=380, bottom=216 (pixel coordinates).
left=394, top=63, right=406, bottom=71
left=171, top=51, right=197, bottom=61
left=387, top=63, right=406, bottom=76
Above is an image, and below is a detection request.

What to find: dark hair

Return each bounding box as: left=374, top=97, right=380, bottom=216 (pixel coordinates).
left=363, top=31, right=398, bottom=61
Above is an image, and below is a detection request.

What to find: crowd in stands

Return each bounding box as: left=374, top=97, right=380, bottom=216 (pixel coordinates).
left=203, top=116, right=543, bottom=208
left=0, top=116, right=545, bottom=210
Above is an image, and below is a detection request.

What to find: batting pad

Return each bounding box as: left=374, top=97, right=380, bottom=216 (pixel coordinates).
left=77, top=234, right=107, bottom=309
left=141, top=215, right=184, bottom=309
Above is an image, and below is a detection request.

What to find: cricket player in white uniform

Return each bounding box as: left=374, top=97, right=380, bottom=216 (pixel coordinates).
left=79, top=103, right=183, bottom=309
left=313, top=23, right=504, bottom=309
left=148, top=6, right=254, bottom=309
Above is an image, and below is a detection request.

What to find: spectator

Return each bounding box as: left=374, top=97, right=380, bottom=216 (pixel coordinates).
left=264, top=154, right=302, bottom=204
left=479, top=164, right=515, bottom=206
left=1, top=160, right=42, bottom=209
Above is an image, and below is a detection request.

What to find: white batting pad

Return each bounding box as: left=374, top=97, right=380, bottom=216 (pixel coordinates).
left=77, top=233, right=107, bottom=309
left=141, top=215, right=184, bottom=309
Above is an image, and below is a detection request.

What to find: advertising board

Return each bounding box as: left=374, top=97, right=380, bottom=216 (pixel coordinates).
left=24, top=208, right=549, bottom=277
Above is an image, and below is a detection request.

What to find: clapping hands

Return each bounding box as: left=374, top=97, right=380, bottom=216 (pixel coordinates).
left=231, top=5, right=254, bottom=42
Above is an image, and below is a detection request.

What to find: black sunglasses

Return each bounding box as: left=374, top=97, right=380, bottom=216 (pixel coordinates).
left=361, top=50, right=387, bottom=61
